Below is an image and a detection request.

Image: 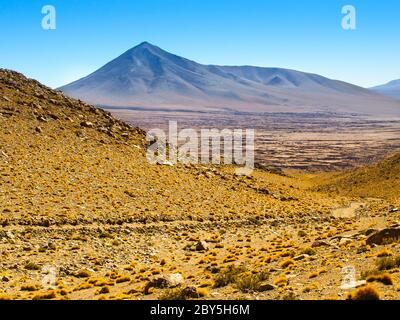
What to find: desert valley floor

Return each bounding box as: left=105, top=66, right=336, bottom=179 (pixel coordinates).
left=108, top=108, right=400, bottom=172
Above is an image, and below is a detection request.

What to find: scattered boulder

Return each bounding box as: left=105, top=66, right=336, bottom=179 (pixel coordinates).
left=37, top=116, right=48, bottom=122
left=257, top=188, right=270, bottom=195
left=180, top=286, right=199, bottom=298
left=144, top=273, right=184, bottom=295
left=157, top=160, right=174, bottom=166
left=293, top=254, right=309, bottom=261
left=312, top=240, right=330, bottom=248
left=364, top=229, right=378, bottom=236
left=80, top=121, right=95, bottom=128
left=195, top=240, right=209, bottom=251
left=366, top=227, right=400, bottom=246
left=339, top=238, right=353, bottom=246
left=258, top=282, right=276, bottom=291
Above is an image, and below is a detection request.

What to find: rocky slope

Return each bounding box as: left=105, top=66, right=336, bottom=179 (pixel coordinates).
left=1, top=70, right=400, bottom=300
left=314, top=153, right=400, bottom=202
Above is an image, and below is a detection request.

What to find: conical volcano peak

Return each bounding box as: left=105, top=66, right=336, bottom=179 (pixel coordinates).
left=128, top=41, right=167, bottom=56
left=59, top=42, right=400, bottom=116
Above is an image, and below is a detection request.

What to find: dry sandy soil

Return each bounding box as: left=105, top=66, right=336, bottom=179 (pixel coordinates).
left=108, top=108, right=400, bottom=171
left=1, top=70, right=400, bottom=300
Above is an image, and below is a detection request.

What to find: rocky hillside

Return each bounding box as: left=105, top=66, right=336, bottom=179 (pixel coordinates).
left=314, top=153, right=400, bottom=202
left=0, top=69, right=331, bottom=227
left=1, top=70, right=400, bottom=301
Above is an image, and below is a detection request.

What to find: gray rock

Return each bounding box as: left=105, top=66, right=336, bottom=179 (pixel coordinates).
left=80, top=121, right=95, bottom=128
left=195, top=240, right=209, bottom=251
left=293, top=254, right=310, bottom=261
left=258, top=282, right=276, bottom=291
left=366, top=227, right=400, bottom=245
left=312, top=240, right=330, bottom=248
left=144, top=273, right=184, bottom=295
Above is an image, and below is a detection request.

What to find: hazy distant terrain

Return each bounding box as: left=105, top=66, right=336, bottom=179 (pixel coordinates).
left=60, top=42, right=400, bottom=116
left=371, top=80, right=400, bottom=100
left=109, top=108, right=400, bottom=171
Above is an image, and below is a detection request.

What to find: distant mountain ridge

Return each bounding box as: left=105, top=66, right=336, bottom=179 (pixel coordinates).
left=60, top=42, right=400, bottom=116
left=371, top=80, right=400, bottom=100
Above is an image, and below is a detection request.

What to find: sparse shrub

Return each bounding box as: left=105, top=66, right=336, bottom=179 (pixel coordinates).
left=199, top=280, right=213, bottom=288
left=357, top=245, right=370, bottom=254
left=21, top=284, right=41, bottom=291
left=281, top=291, right=298, bottom=300
left=159, top=287, right=199, bottom=300
left=196, top=288, right=209, bottom=297
left=74, top=269, right=92, bottom=278
left=366, top=273, right=394, bottom=285
left=361, top=269, right=382, bottom=279
left=274, top=276, right=288, bottom=287
left=32, top=290, right=57, bottom=300
left=375, top=249, right=393, bottom=257
left=303, top=282, right=319, bottom=293
left=115, top=275, right=131, bottom=283
left=213, top=265, right=247, bottom=288
left=24, top=261, right=40, bottom=271
left=235, top=270, right=270, bottom=293
left=377, top=256, right=400, bottom=271
left=97, top=286, right=110, bottom=295
left=347, top=285, right=380, bottom=300
left=73, top=282, right=94, bottom=291
left=298, top=230, right=307, bottom=238
left=279, top=258, right=295, bottom=269
left=300, top=247, right=316, bottom=256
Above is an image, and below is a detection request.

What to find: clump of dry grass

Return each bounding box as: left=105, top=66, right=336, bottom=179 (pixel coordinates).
left=274, top=276, right=288, bottom=287
left=300, top=247, right=316, bottom=256
left=347, top=285, right=380, bottom=300
left=235, top=270, right=270, bottom=293
left=159, top=287, right=200, bottom=300
left=279, top=258, right=295, bottom=269
left=74, top=269, right=92, bottom=278
left=366, top=273, right=394, bottom=285
left=24, top=261, right=40, bottom=271
left=212, top=265, right=270, bottom=293
left=32, top=290, right=57, bottom=300
left=21, top=284, right=42, bottom=292
left=377, top=256, right=400, bottom=271
left=97, top=286, right=111, bottom=295
left=196, top=288, right=209, bottom=297
left=213, top=265, right=247, bottom=288
left=375, top=248, right=393, bottom=257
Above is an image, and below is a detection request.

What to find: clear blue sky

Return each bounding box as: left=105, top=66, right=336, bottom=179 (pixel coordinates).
left=0, top=0, right=399, bottom=88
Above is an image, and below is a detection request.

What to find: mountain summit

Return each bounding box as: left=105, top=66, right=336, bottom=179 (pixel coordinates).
left=60, top=42, right=400, bottom=115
